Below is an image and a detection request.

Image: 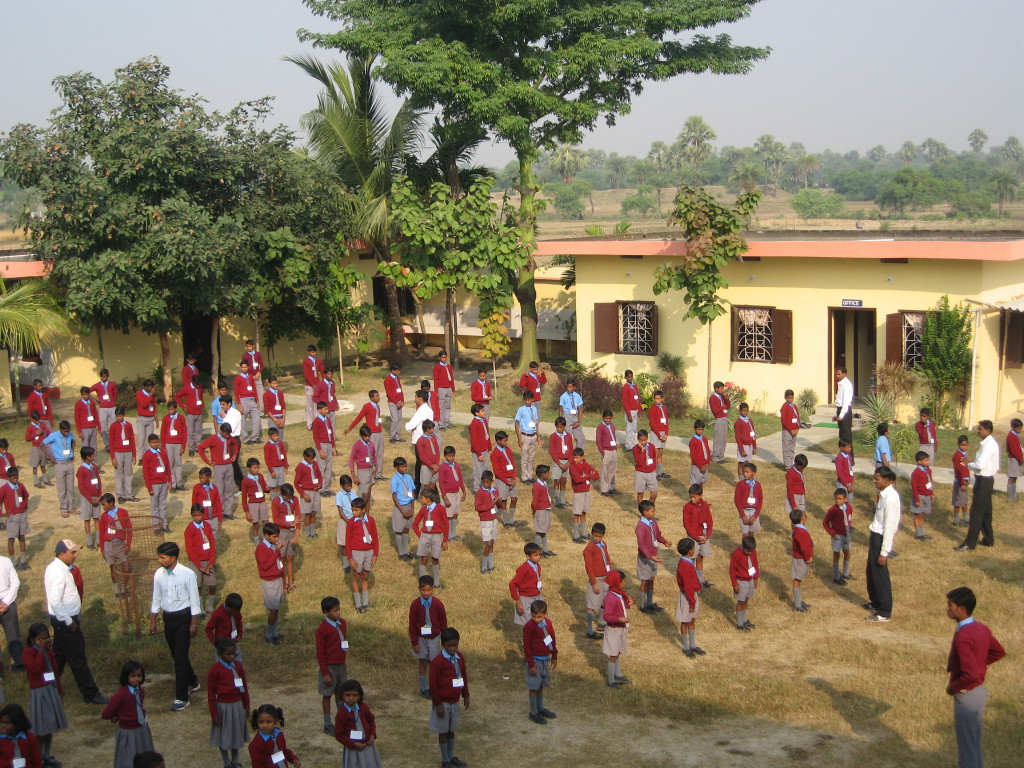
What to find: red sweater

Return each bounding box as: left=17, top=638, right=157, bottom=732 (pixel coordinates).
left=234, top=373, right=258, bottom=402
left=207, top=660, right=250, bottom=718
left=676, top=557, right=702, bottom=611
left=1007, top=431, right=1023, bottom=463
left=734, top=417, right=756, bottom=449
left=490, top=446, right=516, bottom=484
left=583, top=540, right=612, bottom=582
left=729, top=547, right=760, bottom=590
left=347, top=402, right=384, bottom=434
left=0, top=731, right=41, bottom=768
left=416, top=435, right=441, bottom=469
left=0, top=452, right=13, bottom=475
left=632, top=443, right=656, bottom=472
left=205, top=604, right=243, bottom=645
left=109, top=421, right=136, bottom=456
left=263, top=439, right=288, bottom=471
left=568, top=460, right=599, bottom=493
left=518, top=370, right=547, bottom=402
left=27, top=390, right=52, bottom=421
left=429, top=652, right=469, bottom=705
left=182, top=363, right=200, bottom=387
left=470, top=378, right=491, bottom=404
left=412, top=504, right=448, bottom=542
left=345, top=515, right=380, bottom=554
left=302, top=355, right=324, bottom=388
left=911, top=465, right=934, bottom=505
left=313, top=380, right=338, bottom=412
left=523, top=617, right=558, bottom=660
left=176, top=382, right=205, bottom=416
left=141, top=448, right=170, bottom=492
left=76, top=464, right=101, bottom=503
left=383, top=373, right=404, bottom=404
left=952, top=449, right=971, bottom=485
left=733, top=479, right=763, bottom=519
left=947, top=620, right=1005, bottom=692
left=263, top=388, right=286, bottom=418
left=822, top=503, right=853, bottom=537
left=98, top=507, right=133, bottom=552
left=255, top=540, right=283, bottom=580
left=26, top=421, right=49, bottom=448
left=595, top=421, right=617, bottom=452
left=334, top=703, right=377, bottom=749
left=780, top=401, right=801, bottom=431
left=834, top=452, right=854, bottom=486
left=621, top=382, right=641, bottom=412
left=185, top=520, right=216, bottom=567
left=249, top=729, right=298, bottom=768
left=199, top=434, right=236, bottom=466
left=688, top=435, right=710, bottom=470
left=792, top=525, right=813, bottom=561
left=438, top=461, right=466, bottom=496
left=23, top=646, right=64, bottom=693
left=160, top=413, right=187, bottom=446
left=312, top=415, right=335, bottom=447
left=786, top=466, right=806, bottom=507
left=509, top=561, right=542, bottom=599
left=475, top=487, right=499, bottom=520
left=241, top=474, right=270, bottom=509
left=0, top=481, right=28, bottom=516
left=408, top=596, right=448, bottom=644
left=647, top=404, right=669, bottom=438
left=709, top=392, right=730, bottom=418
left=315, top=618, right=349, bottom=672
left=135, top=390, right=156, bottom=418
left=915, top=419, right=937, bottom=445
left=548, top=431, right=573, bottom=464
left=531, top=481, right=552, bottom=512
left=193, top=482, right=223, bottom=523
left=636, top=517, right=668, bottom=558
left=683, top=499, right=713, bottom=541
left=272, top=497, right=300, bottom=530
left=433, top=362, right=455, bottom=389
left=293, top=461, right=323, bottom=494
left=101, top=685, right=147, bottom=729
left=243, top=350, right=265, bottom=376
left=469, top=417, right=491, bottom=455
left=74, top=398, right=99, bottom=432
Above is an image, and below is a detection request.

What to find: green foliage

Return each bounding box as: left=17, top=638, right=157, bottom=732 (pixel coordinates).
left=548, top=254, right=576, bottom=289
left=797, top=388, right=819, bottom=418
left=918, top=295, right=972, bottom=424
left=561, top=360, right=607, bottom=379
left=620, top=191, right=657, bottom=218
left=947, top=190, right=993, bottom=219
left=659, top=375, right=693, bottom=419
left=858, top=392, right=896, bottom=428
left=634, top=372, right=661, bottom=408
left=656, top=352, right=684, bottom=378
left=872, top=360, right=917, bottom=403
left=653, top=184, right=761, bottom=325
left=789, top=189, right=845, bottom=218
left=721, top=381, right=748, bottom=406
left=545, top=181, right=588, bottom=220
left=859, top=423, right=917, bottom=463
left=0, top=278, right=70, bottom=354
left=876, top=167, right=947, bottom=214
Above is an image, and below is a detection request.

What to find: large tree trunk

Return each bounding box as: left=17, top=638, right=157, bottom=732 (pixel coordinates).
left=513, top=155, right=541, bottom=374
left=382, top=274, right=409, bottom=363
left=159, top=331, right=172, bottom=402
left=411, top=290, right=427, bottom=357
left=445, top=287, right=459, bottom=367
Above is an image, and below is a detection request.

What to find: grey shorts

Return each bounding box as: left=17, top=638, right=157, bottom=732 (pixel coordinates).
left=189, top=560, right=217, bottom=588
left=419, top=466, right=438, bottom=487
left=392, top=504, right=413, bottom=533
left=6, top=512, right=28, bottom=539
left=247, top=501, right=268, bottom=523
left=675, top=592, right=699, bottom=623
left=636, top=555, right=657, bottom=581
left=524, top=657, right=551, bottom=691
left=694, top=539, right=711, bottom=558
left=735, top=580, right=756, bottom=602
left=533, top=508, right=551, bottom=534
left=261, top=577, right=284, bottom=610
left=350, top=548, right=374, bottom=573
left=29, top=445, right=49, bottom=468
left=649, top=432, right=665, bottom=449
left=442, top=493, right=462, bottom=519
left=831, top=534, right=852, bottom=553
left=428, top=701, right=462, bottom=733
left=413, top=635, right=441, bottom=661
left=785, top=493, right=807, bottom=514
left=550, top=464, right=567, bottom=480
left=417, top=532, right=443, bottom=559
left=514, top=594, right=539, bottom=626
left=572, top=492, right=591, bottom=517
left=103, top=537, right=128, bottom=565
left=357, top=467, right=375, bottom=490
left=602, top=625, right=628, bottom=657
left=1008, top=457, right=1022, bottom=479
left=496, top=478, right=517, bottom=501
left=317, top=663, right=348, bottom=697
left=791, top=557, right=809, bottom=581
left=689, top=466, right=708, bottom=486
left=911, top=496, right=933, bottom=516
left=634, top=471, right=657, bottom=493
left=299, top=493, right=322, bottom=515
left=80, top=497, right=101, bottom=521
left=737, top=445, right=755, bottom=461
left=739, top=514, right=762, bottom=535
left=585, top=577, right=609, bottom=611
left=952, top=483, right=969, bottom=507
left=278, top=527, right=297, bottom=557
left=479, top=519, right=498, bottom=542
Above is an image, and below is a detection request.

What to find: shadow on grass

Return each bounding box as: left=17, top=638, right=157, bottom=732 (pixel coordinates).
left=556, top=577, right=607, bottom=676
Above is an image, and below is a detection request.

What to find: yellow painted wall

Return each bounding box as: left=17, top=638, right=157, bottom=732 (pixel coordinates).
left=576, top=253, right=1024, bottom=420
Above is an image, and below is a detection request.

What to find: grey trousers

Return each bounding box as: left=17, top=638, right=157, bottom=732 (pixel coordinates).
left=136, top=417, right=155, bottom=458
left=624, top=411, right=639, bottom=449
left=166, top=443, right=183, bottom=488
left=99, top=407, right=115, bottom=450
left=266, top=416, right=285, bottom=441
left=520, top=435, right=538, bottom=482
left=213, top=464, right=236, bottom=516
left=781, top=430, right=797, bottom=469
left=600, top=450, right=617, bottom=493
left=80, top=427, right=97, bottom=453
left=712, top=417, right=728, bottom=462
left=472, top=453, right=488, bottom=492
left=370, top=432, right=385, bottom=477
left=437, top=387, right=452, bottom=429
left=570, top=424, right=585, bottom=449
left=149, top=483, right=168, bottom=526
left=388, top=402, right=403, bottom=441
left=240, top=397, right=260, bottom=442
left=953, top=685, right=986, bottom=768
left=186, top=413, right=203, bottom=451
left=54, top=461, right=76, bottom=514
left=304, top=385, right=316, bottom=430
left=318, top=443, right=334, bottom=491
left=113, top=452, right=134, bottom=498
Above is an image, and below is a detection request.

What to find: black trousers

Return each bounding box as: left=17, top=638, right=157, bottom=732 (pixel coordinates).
left=49, top=614, right=100, bottom=701
left=0, top=602, right=23, bottom=667
left=163, top=608, right=198, bottom=701
left=964, top=475, right=994, bottom=547
left=837, top=407, right=854, bottom=459
left=865, top=532, right=892, bottom=618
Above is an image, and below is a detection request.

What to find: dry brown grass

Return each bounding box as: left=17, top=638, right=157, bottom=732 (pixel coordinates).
left=5, top=392, right=1021, bottom=768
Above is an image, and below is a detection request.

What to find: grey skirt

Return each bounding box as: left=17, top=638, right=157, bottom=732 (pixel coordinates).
left=115, top=724, right=155, bottom=768
left=343, top=743, right=383, bottom=768
left=29, top=684, right=68, bottom=735
left=209, top=700, right=249, bottom=750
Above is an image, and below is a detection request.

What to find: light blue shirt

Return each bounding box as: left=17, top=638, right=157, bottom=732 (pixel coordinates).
left=390, top=472, right=416, bottom=506
left=514, top=404, right=539, bottom=435
left=559, top=390, right=583, bottom=414
left=874, top=435, right=892, bottom=463
left=956, top=617, right=975, bottom=631
left=42, top=431, right=76, bottom=462
left=335, top=487, right=358, bottom=520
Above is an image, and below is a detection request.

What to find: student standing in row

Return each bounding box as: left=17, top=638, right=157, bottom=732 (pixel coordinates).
left=468, top=404, right=491, bottom=493
left=635, top=500, right=668, bottom=613
left=346, top=392, right=386, bottom=482
left=708, top=381, right=730, bottom=464
left=141, top=435, right=171, bottom=534
left=522, top=599, right=557, bottom=725
left=314, top=403, right=339, bottom=496
left=176, top=372, right=205, bottom=457
left=547, top=418, right=572, bottom=509
left=427, top=628, right=469, bottom=768
left=595, top=411, right=618, bottom=496
left=518, top=362, right=546, bottom=404
left=264, top=428, right=288, bottom=492
left=491, top=433, right=520, bottom=529
left=866, top=466, right=900, bottom=623
left=74, top=386, right=100, bottom=454
left=559, top=380, right=585, bottom=449
left=234, top=360, right=261, bottom=445
left=302, top=346, right=324, bottom=431
left=25, top=411, right=52, bottom=489
left=263, top=376, right=287, bottom=441
left=135, top=381, right=157, bottom=458
left=28, top=379, right=53, bottom=431
left=433, top=351, right=454, bottom=430
left=632, top=431, right=658, bottom=504
left=470, top=369, right=492, bottom=422
left=242, top=340, right=266, bottom=407
left=160, top=401, right=187, bottom=491
left=1006, top=418, right=1022, bottom=501
left=475, top=473, right=499, bottom=574
left=916, top=407, right=937, bottom=463
left=675, top=537, right=703, bottom=658
left=582, top=523, right=611, bottom=639
left=729, top=536, right=758, bottom=632
left=621, top=370, right=642, bottom=450
left=514, top=392, right=540, bottom=484
left=1, top=468, right=30, bottom=569
left=779, top=389, right=801, bottom=469
left=101, top=660, right=155, bottom=768
left=313, top=369, right=340, bottom=434
left=199, top=423, right=239, bottom=522
left=390, top=460, right=416, bottom=562
left=76, top=448, right=102, bottom=549
left=910, top=451, right=934, bottom=541
left=568, top=448, right=598, bottom=544
left=439, top=446, right=466, bottom=543
left=315, top=596, right=349, bottom=734
left=409, top=575, right=447, bottom=700
left=185, top=504, right=218, bottom=616
left=647, top=391, right=669, bottom=477
left=733, top=403, right=756, bottom=478
left=823, top=488, right=854, bottom=585
left=384, top=364, right=405, bottom=443
left=43, top=423, right=76, bottom=519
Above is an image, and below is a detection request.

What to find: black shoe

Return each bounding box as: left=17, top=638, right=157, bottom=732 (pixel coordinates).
left=889, top=550, right=900, bottom=558
left=844, top=574, right=857, bottom=580
left=793, top=604, right=810, bottom=613
left=743, top=621, right=756, bottom=629
left=538, top=708, right=557, bottom=718
left=87, top=695, right=109, bottom=704
left=420, top=689, right=432, bottom=699
left=834, top=578, right=847, bottom=586
left=544, top=550, right=557, bottom=557
left=187, top=681, right=201, bottom=694
left=614, top=675, right=631, bottom=684
left=323, top=724, right=335, bottom=735
left=915, top=534, right=932, bottom=541
left=529, top=713, right=547, bottom=724
left=953, top=544, right=974, bottom=552
left=10, top=663, right=24, bottom=671
left=648, top=603, right=664, bottom=612
left=736, top=623, right=752, bottom=631
left=607, top=681, right=621, bottom=688
left=638, top=605, right=654, bottom=614
left=691, top=646, right=707, bottom=656
left=683, top=648, right=696, bottom=658
left=449, top=757, right=467, bottom=767
left=586, top=631, right=603, bottom=639
left=271, top=635, right=284, bottom=645
left=979, top=541, right=994, bottom=547
left=862, top=602, right=875, bottom=611
left=700, top=581, right=714, bottom=589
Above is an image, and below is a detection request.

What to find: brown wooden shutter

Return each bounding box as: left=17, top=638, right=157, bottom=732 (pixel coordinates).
left=1004, top=310, right=1024, bottom=369
left=885, top=312, right=903, bottom=365
left=594, top=303, right=619, bottom=353
left=772, top=309, right=793, bottom=364
left=649, top=303, right=659, bottom=355
left=730, top=307, right=739, bottom=362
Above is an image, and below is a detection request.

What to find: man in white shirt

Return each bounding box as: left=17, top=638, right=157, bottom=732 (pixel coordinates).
left=832, top=366, right=855, bottom=462
left=220, top=395, right=244, bottom=515
left=406, top=390, right=436, bottom=493
left=865, top=467, right=900, bottom=622
left=956, top=420, right=999, bottom=552
left=0, top=554, right=23, bottom=670
left=149, top=541, right=202, bottom=711
left=43, top=539, right=107, bottom=703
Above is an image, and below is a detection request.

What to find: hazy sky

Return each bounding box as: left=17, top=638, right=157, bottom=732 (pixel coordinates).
left=2, top=0, right=1021, bottom=168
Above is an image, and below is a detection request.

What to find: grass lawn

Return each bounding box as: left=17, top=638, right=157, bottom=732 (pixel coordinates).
left=6, top=395, right=1021, bottom=768
left=808, top=424, right=993, bottom=467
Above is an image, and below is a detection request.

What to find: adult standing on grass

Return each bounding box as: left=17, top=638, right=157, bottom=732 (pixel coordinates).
left=832, top=367, right=854, bottom=463
left=43, top=539, right=107, bottom=704
left=406, top=390, right=435, bottom=494
left=944, top=586, right=1005, bottom=768
left=149, top=541, right=202, bottom=712
left=955, top=421, right=998, bottom=552
left=0, top=553, right=24, bottom=670
left=865, top=466, right=899, bottom=623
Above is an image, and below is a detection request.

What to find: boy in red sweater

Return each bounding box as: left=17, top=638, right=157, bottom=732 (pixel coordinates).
left=734, top=462, right=762, bottom=538
left=263, top=427, right=288, bottom=490
left=636, top=499, right=669, bottom=613
left=790, top=508, right=813, bottom=612
left=428, top=628, right=469, bottom=768
left=568, top=448, right=599, bottom=543
left=582, top=522, right=612, bottom=638
left=194, top=466, right=224, bottom=538
left=241, top=457, right=271, bottom=544
left=531, top=465, right=555, bottom=557
left=602, top=569, right=633, bottom=688
left=675, top=537, right=704, bottom=657
left=469, top=404, right=491, bottom=492
left=733, top=403, right=756, bottom=478
left=345, top=390, right=386, bottom=480
left=647, top=390, right=670, bottom=476
left=910, top=450, right=934, bottom=541
left=823, top=488, right=854, bottom=585
left=475, top=471, right=499, bottom=573
left=729, top=536, right=759, bottom=632
left=682, top=484, right=714, bottom=587
left=510, top=542, right=543, bottom=626
left=548, top=417, right=573, bottom=508
left=952, top=435, right=971, bottom=527
left=438, top=446, right=467, bottom=542
left=518, top=361, right=546, bottom=403
left=491, top=431, right=520, bottom=528
left=315, top=596, right=349, bottom=733
left=632, top=430, right=659, bottom=504
left=688, top=420, right=711, bottom=486
left=416, top=421, right=441, bottom=492
left=410, top=575, right=447, bottom=699
left=206, top=592, right=244, bottom=662
left=185, top=504, right=218, bottom=614
left=262, top=375, right=287, bottom=441
left=1006, top=418, right=1022, bottom=501
left=141, top=434, right=171, bottom=533
left=915, top=407, right=937, bottom=463
left=0, top=467, right=30, bottom=568
left=595, top=410, right=618, bottom=495
left=345, top=498, right=379, bottom=612
left=312, top=402, right=338, bottom=494
left=256, top=522, right=285, bottom=644
left=294, top=447, right=324, bottom=539
left=26, top=410, right=52, bottom=489
left=77, top=446, right=102, bottom=549
left=271, top=485, right=301, bottom=592
left=160, top=399, right=187, bottom=490
left=834, top=439, right=855, bottom=506
left=523, top=599, right=558, bottom=725
left=74, top=386, right=100, bottom=453
left=413, top=489, right=449, bottom=587
left=98, top=493, right=132, bottom=595
left=785, top=453, right=808, bottom=516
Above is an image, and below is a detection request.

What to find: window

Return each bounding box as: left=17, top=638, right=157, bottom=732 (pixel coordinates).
left=730, top=306, right=793, bottom=364
left=593, top=302, right=658, bottom=356
left=885, top=311, right=927, bottom=368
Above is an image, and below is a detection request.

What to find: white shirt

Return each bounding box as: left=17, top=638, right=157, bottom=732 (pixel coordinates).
left=968, top=434, right=999, bottom=477
left=44, top=557, right=82, bottom=625
left=405, top=403, right=434, bottom=444
left=834, top=377, right=854, bottom=419
left=223, top=407, right=242, bottom=439
left=0, top=556, right=19, bottom=606
left=150, top=562, right=202, bottom=616
left=869, top=484, right=901, bottom=557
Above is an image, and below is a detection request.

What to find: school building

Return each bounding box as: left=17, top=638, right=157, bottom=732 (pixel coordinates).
left=535, top=234, right=1024, bottom=423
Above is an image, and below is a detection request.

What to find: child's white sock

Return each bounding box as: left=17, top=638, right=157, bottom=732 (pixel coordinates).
left=793, top=587, right=802, bottom=608
left=353, top=592, right=362, bottom=610
left=450, top=519, right=458, bottom=538
left=432, top=565, right=441, bottom=586
left=360, top=588, right=369, bottom=607
left=607, top=661, right=616, bottom=684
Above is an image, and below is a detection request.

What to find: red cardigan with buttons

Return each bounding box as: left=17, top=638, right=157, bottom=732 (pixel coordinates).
left=206, top=660, right=250, bottom=719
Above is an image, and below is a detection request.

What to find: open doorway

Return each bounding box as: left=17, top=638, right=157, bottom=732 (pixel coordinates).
left=182, top=314, right=216, bottom=386
left=828, top=308, right=876, bottom=403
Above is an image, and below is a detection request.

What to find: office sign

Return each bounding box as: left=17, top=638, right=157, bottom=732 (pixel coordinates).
left=841, top=299, right=863, bottom=308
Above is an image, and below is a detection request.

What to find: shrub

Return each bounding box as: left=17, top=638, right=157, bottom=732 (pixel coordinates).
left=634, top=372, right=660, bottom=408
left=549, top=369, right=620, bottom=415
left=872, top=361, right=916, bottom=403
left=656, top=352, right=684, bottom=378
left=790, top=189, right=845, bottom=218
left=797, top=388, right=819, bottom=418
left=620, top=192, right=657, bottom=218
left=659, top=376, right=692, bottom=420
left=858, top=391, right=896, bottom=428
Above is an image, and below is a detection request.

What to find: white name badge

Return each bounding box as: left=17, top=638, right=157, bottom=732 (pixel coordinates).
left=202, top=542, right=211, bottom=551
left=233, top=677, right=244, bottom=690
left=536, top=579, right=543, bottom=589
left=223, top=451, right=230, bottom=460
left=43, top=672, right=55, bottom=682
left=349, top=730, right=363, bottom=740
left=15, top=496, right=22, bottom=504
left=102, top=394, right=110, bottom=401
left=646, top=457, right=654, bottom=465
left=108, top=527, right=116, bottom=535
left=748, top=566, right=757, bottom=576
left=702, top=523, right=708, bottom=532
left=567, top=409, right=577, bottom=415
left=791, top=418, right=798, bottom=424
left=87, top=415, right=94, bottom=422
left=425, top=519, right=434, bottom=529
left=363, top=536, right=371, bottom=544
left=364, top=457, right=372, bottom=465
left=246, top=385, right=253, bottom=392
left=122, top=439, right=130, bottom=446
left=747, top=496, right=756, bottom=505
left=506, top=463, right=513, bottom=471
left=285, top=513, right=295, bottom=523
left=585, top=480, right=590, bottom=486
left=925, top=482, right=933, bottom=490
left=341, top=640, right=349, bottom=650
left=312, top=480, right=320, bottom=488
left=660, top=417, right=666, bottom=424
left=271, top=750, right=285, bottom=765
left=723, top=410, right=729, bottom=415
left=170, top=429, right=177, bottom=436
left=750, top=432, right=756, bottom=439
left=63, top=449, right=71, bottom=456
left=528, top=421, right=535, bottom=429
left=90, top=478, right=99, bottom=485
left=452, top=677, right=464, bottom=688
left=254, top=491, right=264, bottom=499
left=420, top=624, right=434, bottom=636
left=157, top=464, right=165, bottom=473
left=203, top=499, right=212, bottom=508
left=490, top=507, right=497, bottom=516
left=609, top=440, right=616, bottom=446
left=13, top=757, right=26, bottom=768
left=929, top=438, right=935, bottom=444
left=276, top=559, right=283, bottom=569
left=395, top=387, right=402, bottom=394
left=230, top=629, right=238, bottom=638
left=543, top=634, right=553, bottom=647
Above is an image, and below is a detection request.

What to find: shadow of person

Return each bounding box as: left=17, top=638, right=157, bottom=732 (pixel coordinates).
left=807, top=677, right=921, bottom=761
left=492, top=598, right=527, bottom=665
left=556, top=577, right=608, bottom=673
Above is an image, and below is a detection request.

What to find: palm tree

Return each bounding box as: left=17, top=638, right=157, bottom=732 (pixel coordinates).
left=896, top=141, right=919, bottom=166
left=287, top=54, right=423, bottom=362
left=549, top=144, right=586, bottom=183
left=0, top=278, right=71, bottom=414
left=728, top=161, right=762, bottom=193
left=647, top=141, right=671, bottom=173
left=990, top=170, right=1020, bottom=216
left=795, top=154, right=820, bottom=188
left=921, top=137, right=951, bottom=163
left=676, top=115, right=717, bottom=168
left=968, top=129, right=988, bottom=154
left=1002, top=136, right=1024, bottom=166
left=753, top=134, right=785, bottom=196
left=606, top=154, right=631, bottom=189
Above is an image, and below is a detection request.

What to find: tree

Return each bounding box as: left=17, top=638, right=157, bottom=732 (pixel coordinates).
left=794, top=153, right=820, bottom=187
left=549, top=145, right=586, bottom=183
left=1002, top=136, right=1024, bottom=166
left=675, top=115, right=716, bottom=169
left=896, top=141, right=919, bottom=166
left=967, top=129, right=988, bottom=154
left=0, top=58, right=342, bottom=398
left=606, top=154, right=632, bottom=189
left=301, top=0, right=769, bottom=372
left=867, top=145, right=888, bottom=163
left=875, top=167, right=946, bottom=215
left=790, top=188, right=844, bottom=218
left=918, top=295, right=972, bottom=424
left=620, top=188, right=657, bottom=219
left=288, top=54, right=423, bottom=363
left=921, top=137, right=952, bottom=163
left=990, top=170, right=1020, bottom=216
left=0, top=279, right=71, bottom=411
left=647, top=141, right=671, bottom=173
left=728, top=161, right=763, bottom=192
left=545, top=181, right=587, bottom=220
left=754, top=134, right=786, bottom=196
